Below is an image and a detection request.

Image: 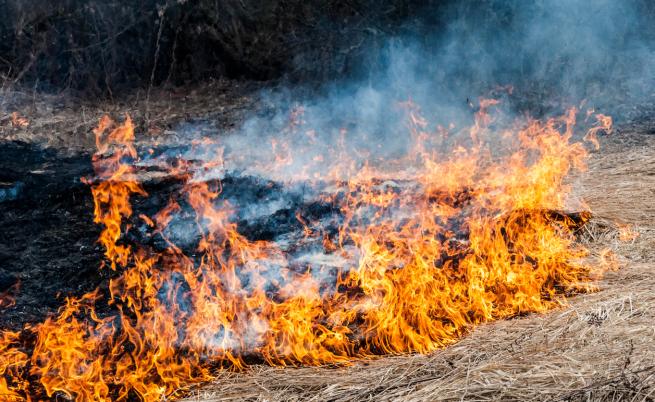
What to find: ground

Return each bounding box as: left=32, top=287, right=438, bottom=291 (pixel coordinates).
left=1, top=86, right=654, bottom=401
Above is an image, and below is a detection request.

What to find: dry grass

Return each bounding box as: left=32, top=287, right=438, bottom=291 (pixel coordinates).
left=0, top=81, right=258, bottom=152
left=181, top=132, right=655, bottom=401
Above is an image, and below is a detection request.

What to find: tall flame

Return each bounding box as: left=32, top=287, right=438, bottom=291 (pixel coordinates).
left=0, top=100, right=611, bottom=400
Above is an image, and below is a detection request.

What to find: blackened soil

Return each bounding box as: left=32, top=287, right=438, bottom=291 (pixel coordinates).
left=0, top=142, right=103, bottom=330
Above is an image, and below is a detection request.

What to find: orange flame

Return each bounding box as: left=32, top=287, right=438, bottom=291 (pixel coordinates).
left=0, top=102, right=611, bottom=400
left=0, top=281, right=19, bottom=310
left=10, top=112, right=29, bottom=128
left=583, top=113, right=613, bottom=150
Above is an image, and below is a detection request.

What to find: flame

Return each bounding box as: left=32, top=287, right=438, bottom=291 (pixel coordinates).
left=0, top=101, right=611, bottom=400
left=617, top=223, right=639, bottom=243
left=10, top=112, right=29, bottom=128
left=86, top=115, right=147, bottom=270
left=583, top=113, right=613, bottom=150
left=0, top=331, right=28, bottom=401
left=0, top=281, right=19, bottom=310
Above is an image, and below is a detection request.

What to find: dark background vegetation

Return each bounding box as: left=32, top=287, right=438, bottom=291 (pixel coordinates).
left=0, top=0, right=446, bottom=97
left=1, top=0, right=655, bottom=105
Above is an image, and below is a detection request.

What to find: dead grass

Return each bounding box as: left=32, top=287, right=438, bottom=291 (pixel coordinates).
left=181, top=131, right=655, bottom=401
left=0, top=80, right=259, bottom=152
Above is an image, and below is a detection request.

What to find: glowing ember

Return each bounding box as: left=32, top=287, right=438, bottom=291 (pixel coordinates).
left=0, top=282, right=19, bottom=311
left=0, top=99, right=612, bottom=400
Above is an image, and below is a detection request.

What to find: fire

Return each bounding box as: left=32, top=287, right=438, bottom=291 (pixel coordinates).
left=0, top=99, right=613, bottom=400
left=10, top=112, right=29, bottom=128
left=583, top=112, right=613, bottom=150
left=86, top=115, right=147, bottom=270
left=617, top=223, right=639, bottom=242
left=0, top=282, right=19, bottom=310
left=0, top=331, right=28, bottom=401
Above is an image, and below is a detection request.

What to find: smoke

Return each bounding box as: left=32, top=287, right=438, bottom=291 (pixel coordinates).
left=82, top=1, right=639, bottom=361
left=190, top=0, right=652, bottom=174
left=365, top=0, right=655, bottom=112
left=139, top=0, right=652, bottom=267
left=138, top=0, right=646, bottom=328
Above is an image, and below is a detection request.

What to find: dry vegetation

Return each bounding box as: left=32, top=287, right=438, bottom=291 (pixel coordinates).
left=0, top=0, right=434, bottom=97
left=178, top=131, right=655, bottom=401
left=0, top=80, right=260, bottom=151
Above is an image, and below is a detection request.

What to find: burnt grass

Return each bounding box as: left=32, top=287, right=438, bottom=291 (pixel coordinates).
left=0, top=141, right=345, bottom=332
left=0, top=141, right=101, bottom=330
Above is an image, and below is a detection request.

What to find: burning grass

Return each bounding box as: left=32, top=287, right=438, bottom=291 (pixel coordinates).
left=179, top=221, right=655, bottom=402
left=0, top=99, right=615, bottom=401
left=183, top=133, right=655, bottom=402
